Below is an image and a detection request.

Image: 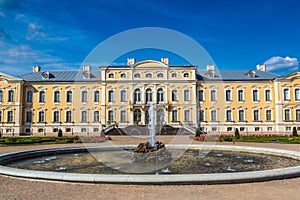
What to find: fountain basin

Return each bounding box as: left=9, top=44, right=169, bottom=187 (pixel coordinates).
left=0, top=145, right=300, bottom=184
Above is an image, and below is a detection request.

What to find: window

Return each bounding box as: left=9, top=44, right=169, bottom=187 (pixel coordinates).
left=238, top=90, right=244, bottom=101
left=211, top=110, right=217, bottom=122
left=283, top=88, right=290, bottom=101
left=0, top=90, right=3, bottom=102
left=183, top=73, right=189, bottom=77
left=172, top=110, right=178, bottom=121
left=81, top=128, right=87, bottom=133
left=240, top=127, right=245, bottom=131
left=266, top=110, right=272, bottom=121
left=0, top=110, right=2, bottom=122
left=184, top=110, right=190, bottom=121
left=225, top=90, right=231, bottom=101
left=26, top=111, right=32, bottom=122
left=38, top=111, right=45, bottom=122
left=146, top=89, right=152, bottom=103
left=8, top=90, right=14, bottom=102
left=66, top=128, right=72, bottom=132
left=94, top=91, right=100, bottom=102
left=286, top=127, right=291, bottom=131
left=120, top=73, right=126, bottom=78
left=227, top=127, right=233, bottom=132
left=26, top=91, right=33, bottom=103
left=25, top=128, right=31, bottom=133
left=120, top=110, right=126, bottom=122
left=157, top=73, right=163, bottom=78
left=66, top=111, right=72, bottom=123
left=108, top=90, right=114, bottom=102
left=66, top=91, right=72, bottom=103
left=93, top=128, right=99, bottom=133
left=171, top=73, right=177, bottom=78
left=54, top=91, right=60, bottom=103
left=7, top=111, right=13, bottom=122
left=296, top=109, right=300, bottom=121
left=199, top=110, right=205, bottom=122
left=295, top=89, right=300, bottom=100
left=53, top=111, right=59, bottom=123
left=210, top=90, right=216, bottom=102
left=81, top=111, right=87, bottom=122
left=238, top=110, right=245, bottom=121
left=212, top=127, right=217, bottom=132
left=38, top=128, right=44, bottom=133
left=39, top=91, right=45, bottom=103
left=157, top=88, right=164, bottom=103
left=134, top=73, right=141, bottom=78
left=265, top=90, right=271, bottom=101
left=93, top=111, right=100, bottom=122
left=134, top=89, right=141, bottom=103
left=252, top=90, right=258, bottom=101
left=226, top=110, right=232, bottom=122
left=145, top=73, right=152, bottom=78
left=255, top=127, right=260, bottom=131
left=108, top=73, right=114, bottom=78
left=81, top=91, right=88, bottom=102
left=184, top=89, right=190, bottom=101
left=284, top=109, right=291, bottom=121
left=253, top=110, right=259, bottom=121
left=108, top=110, right=114, bottom=122
left=120, top=90, right=127, bottom=102
left=267, top=127, right=273, bottom=131
left=198, top=90, right=204, bottom=101
left=172, top=90, right=178, bottom=101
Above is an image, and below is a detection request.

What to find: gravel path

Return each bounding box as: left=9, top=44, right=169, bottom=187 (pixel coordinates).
left=0, top=137, right=300, bottom=200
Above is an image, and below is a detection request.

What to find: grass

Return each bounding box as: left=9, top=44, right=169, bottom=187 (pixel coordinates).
left=0, top=136, right=81, bottom=145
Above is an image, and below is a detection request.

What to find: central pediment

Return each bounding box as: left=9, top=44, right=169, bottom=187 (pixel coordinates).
left=133, top=60, right=168, bottom=68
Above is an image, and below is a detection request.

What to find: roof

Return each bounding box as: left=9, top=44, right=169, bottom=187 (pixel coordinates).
left=197, top=70, right=279, bottom=81
left=19, top=71, right=101, bottom=82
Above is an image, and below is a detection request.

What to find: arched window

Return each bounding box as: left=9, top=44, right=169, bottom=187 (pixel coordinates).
left=183, top=72, right=189, bottom=77
left=54, top=91, right=60, bottom=103
left=134, top=109, right=142, bottom=123
left=108, top=90, right=114, bottom=102
left=157, top=88, right=164, bottom=103
left=157, top=73, right=163, bottom=78
left=81, top=91, right=88, bottom=102
left=39, top=91, right=45, bottom=103
left=26, top=91, right=33, bottom=103
left=0, top=90, right=3, bottom=102
left=172, top=110, right=178, bottom=122
left=8, top=90, right=14, bottom=102
left=120, top=90, right=126, bottom=102
left=146, top=89, right=152, bottom=103
left=66, top=91, right=72, bottom=103
left=171, top=73, right=177, bottom=78
left=94, top=90, right=100, bottom=102
left=108, top=73, right=114, bottom=78
left=120, top=73, right=126, bottom=78
left=108, top=110, right=114, bottom=122
left=134, top=89, right=141, bottom=103
left=145, top=73, right=152, bottom=78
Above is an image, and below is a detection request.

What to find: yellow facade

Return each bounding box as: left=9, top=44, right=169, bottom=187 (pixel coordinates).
left=0, top=59, right=299, bottom=136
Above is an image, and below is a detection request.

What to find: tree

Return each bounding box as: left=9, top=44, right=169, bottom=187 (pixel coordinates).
left=195, top=128, right=201, bottom=137
left=234, top=128, right=240, bottom=139
left=292, top=127, right=298, bottom=137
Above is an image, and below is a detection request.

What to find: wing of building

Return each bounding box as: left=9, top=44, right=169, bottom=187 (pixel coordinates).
left=0, top=58, right=299, bottom=136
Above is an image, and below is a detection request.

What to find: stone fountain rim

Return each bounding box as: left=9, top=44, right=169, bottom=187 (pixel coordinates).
left=0, top=144, right=300, bottom=185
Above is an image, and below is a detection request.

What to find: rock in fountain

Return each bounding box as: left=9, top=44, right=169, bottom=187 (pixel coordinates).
left=134, top=103, right=172, bottom=163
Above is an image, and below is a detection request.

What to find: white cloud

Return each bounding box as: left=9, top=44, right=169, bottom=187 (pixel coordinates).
left=264, top=56, right=298, bottom=72
left=0, top=42, right=62, bottom=75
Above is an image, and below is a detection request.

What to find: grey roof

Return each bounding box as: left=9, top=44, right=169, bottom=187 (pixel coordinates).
left=197, top=70, right=280, bottom=81
left=19, top=71, right=101, bottom=82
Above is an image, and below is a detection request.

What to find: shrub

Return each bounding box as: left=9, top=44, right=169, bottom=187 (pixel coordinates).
left=57, top=129, right=63, bottom=137
left=195, top=128, right=201, bottom=137
left=292, top=127, right=298, bottom=137
left=234, top=128, right=240, bottom=139
left=100, top=129, right=105, bottom=137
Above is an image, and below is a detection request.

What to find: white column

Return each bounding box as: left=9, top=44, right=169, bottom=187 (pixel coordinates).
left=101, top=83, right=106, bottom=124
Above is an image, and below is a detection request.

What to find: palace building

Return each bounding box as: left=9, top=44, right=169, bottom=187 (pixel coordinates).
left=0, top=58, right=299, bottom=136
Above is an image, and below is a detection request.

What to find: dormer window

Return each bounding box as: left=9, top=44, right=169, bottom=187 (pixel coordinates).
left=245, top=70, right=256, bottom=78
left=145, top=73, right=152, bottom=78
left=108, top=73, right=114, bottom=78
left=42, top=71, right=50, bottom=80
left=157, top=73, right=164, bottom=78
left=183, top=72, right=189, bottom=78
left=134, top=73, right=141, bottom=78
left=207, top=70, right=215, bottom=78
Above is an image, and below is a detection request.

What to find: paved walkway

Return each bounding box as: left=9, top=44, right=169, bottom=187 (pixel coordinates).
left=0, top=136, right=300, bottom=200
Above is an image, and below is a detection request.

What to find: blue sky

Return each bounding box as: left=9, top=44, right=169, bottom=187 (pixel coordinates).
left=0, top=0, right=299, bottom=76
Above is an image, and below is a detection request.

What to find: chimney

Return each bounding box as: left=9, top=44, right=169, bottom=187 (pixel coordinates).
left=161, top=57, right=169, bottom=65
left=83, top=65, right=91, bottom=72
left=206, top=64, right=215, bottom=71
left=256, top=64, right=266, bottom=71
left=127, top=58, right=135, bottom=66
left=33, top=66, right=41, bottom=73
